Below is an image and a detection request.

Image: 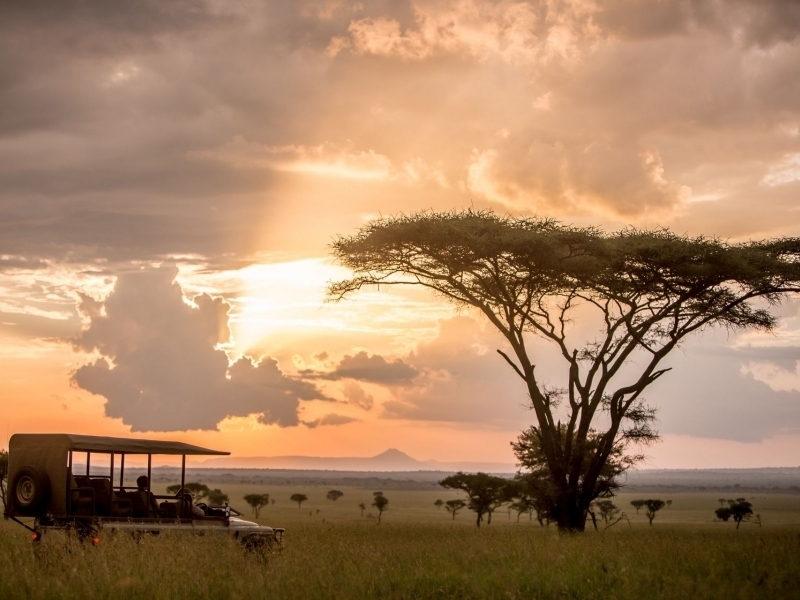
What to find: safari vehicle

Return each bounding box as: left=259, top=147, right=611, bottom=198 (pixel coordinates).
left=3, top=433, right=283, bottom=549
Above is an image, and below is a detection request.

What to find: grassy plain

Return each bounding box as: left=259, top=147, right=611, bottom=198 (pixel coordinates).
left=2, top=487, right=799, bottom=599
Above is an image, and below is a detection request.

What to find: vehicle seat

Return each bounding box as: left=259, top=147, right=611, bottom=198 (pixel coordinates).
left=126, top=490, right=150, bottom=518
left=68, top=472, right=95, bottom=516
left=89, top=478, right=132, bottom=517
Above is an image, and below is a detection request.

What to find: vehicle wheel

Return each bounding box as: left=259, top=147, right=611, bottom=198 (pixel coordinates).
left=242, top=534, right=273, bottom=553
left=11, top=466, right=50, bottom=516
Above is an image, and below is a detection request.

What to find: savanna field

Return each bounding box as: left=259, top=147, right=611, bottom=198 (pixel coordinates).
left=2, top=487, right=800, bottom=600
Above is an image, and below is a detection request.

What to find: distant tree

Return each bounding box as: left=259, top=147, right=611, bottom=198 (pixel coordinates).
left=358, top=502, right=366, bottom=517
left=666, top=500, right=672, bottom=508
left=729, top=499, right=754, bottom=529
left=593, top=500, right=619, bottom=525
left=326, top=489, right=344, bottom=502
left=439, top=472, right=511, bottom=528
left=271, top=498, right=275, bottom=505
left=243, top=494, right=270, bottom=518
left=631, top=500, right=646, bottom=514
left=445, top=499, right=467, bottom=520
left=207, top=488, right=229, bottom=505
left=644, top=499, right=665, bottom=525
left=166, top=482, right=210, bottom=500
left=0, top=449, right=8, bottom=512
left=434, top=499, right=444, bottom=510
left=718, top=498, right=726, bottom=508
left=329, top=210, right=800, bottom=531
left=509, top=498, right=535, bottom=523
left=290, top=493, right=308, bottom=508
left=715, top=507, right=733, bottom=522
left=372, top=492, right=389, bottom=523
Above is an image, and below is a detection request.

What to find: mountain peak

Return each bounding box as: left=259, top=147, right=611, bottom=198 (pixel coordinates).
left=373, top=448, right=417, bottom=461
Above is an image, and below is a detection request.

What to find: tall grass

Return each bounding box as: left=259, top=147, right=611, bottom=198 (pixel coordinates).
left=1, top=520, right=799, bottom=599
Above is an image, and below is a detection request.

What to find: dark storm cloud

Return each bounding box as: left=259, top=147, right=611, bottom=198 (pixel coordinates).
left=70, top=266, right=328, bottom=431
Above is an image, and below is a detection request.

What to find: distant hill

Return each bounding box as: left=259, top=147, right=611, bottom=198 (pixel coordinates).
left=197, top=448, right=516, bottom=473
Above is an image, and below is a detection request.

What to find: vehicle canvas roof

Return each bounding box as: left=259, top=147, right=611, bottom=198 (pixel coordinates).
left=9, top=433, right=230, bottom=456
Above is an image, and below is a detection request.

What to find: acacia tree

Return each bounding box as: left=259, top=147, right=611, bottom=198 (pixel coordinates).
left=644, top=499, right=665, bottom=525
left=439, top=472, right=511, bottom=527
left=327, top=490, right=344, bottom=501
left=167, top=482, right=210, bottom=500
left=445, top=499, right=467, bottom=520
left=330, top=210, right=800, bottom=532
left=243, top=494, right=270, bottom=518
left=208, top=489, right=229, bottom=505
left=729, top=499, right=754, bottom=529
left=290, top=493, right=308, bottom=508
left=631, top=500, right=646, bottom=514
left=372, top=492, right=388, bottom=523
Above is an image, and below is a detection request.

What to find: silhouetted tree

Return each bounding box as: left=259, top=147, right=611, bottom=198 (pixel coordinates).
left=715, top=507, right=733, bottom=522
left=631, top=500, right=646, bottom=514
left=718, top=498, right=726, bottom=508
left=513, top=424, right=625, bottom=529
left=372, top=492, right=388, bottom=523
left=166, top=482, right=210, bottom=500
left=509, top=498, right=535, bottom=522
left=326, top=490, right=344, bottom=501
left=445, top=499, right=467, bottom=520
left=729, top=499, right=754, bottom=529
left=439, top=472, right=511, bottom=528
left=330, top=210, right=800, bottom=531
left=243, top=494, right=270, bottom=518
left=434, top=499, right=444, bottom=509
left=207, top=488, right=229, bottom=505
left=644, top=499, right=665, bottom=525
left=0, top=449, right=7, bottom=512
left=666, top=499, right=672, bottom=508
left=358, top=502, right=366, bottom=516
left=593, top=500, right=619, bottom=524
left=290, top=493, right=308, bottom=508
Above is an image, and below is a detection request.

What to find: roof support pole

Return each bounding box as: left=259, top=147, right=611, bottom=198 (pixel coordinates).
left=86, top=452, right=90, bottom=476
left=147, top=454, right=151, bottom=492
left=180, top=454, right=186, bottom=519
left=119, top=454, right=125, bottom=490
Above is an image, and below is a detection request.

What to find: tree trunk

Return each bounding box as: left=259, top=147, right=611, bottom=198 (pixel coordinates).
left=552, top=493, right=590, bottom=532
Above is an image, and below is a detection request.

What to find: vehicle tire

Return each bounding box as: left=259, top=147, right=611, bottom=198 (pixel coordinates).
left=242, top=534, right=273, bottom=553
left=11, top=466, right=50, bottom=516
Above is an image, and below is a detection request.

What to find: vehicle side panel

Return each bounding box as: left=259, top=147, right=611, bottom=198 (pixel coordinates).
left=7, top=438, right=68, bottom=518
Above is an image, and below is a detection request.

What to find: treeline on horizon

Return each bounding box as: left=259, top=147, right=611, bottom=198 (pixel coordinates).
left=104, top=465, right=800, bottom=494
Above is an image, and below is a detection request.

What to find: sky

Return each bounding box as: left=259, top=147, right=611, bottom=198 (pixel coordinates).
left=1, top=0, right=800, bottom=468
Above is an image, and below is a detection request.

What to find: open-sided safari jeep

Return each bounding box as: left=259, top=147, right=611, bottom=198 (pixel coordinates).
left=3, top=433, right=283, bottom=550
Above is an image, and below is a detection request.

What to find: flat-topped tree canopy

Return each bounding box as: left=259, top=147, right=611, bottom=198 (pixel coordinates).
left=9, top=433, right=230, bottom=456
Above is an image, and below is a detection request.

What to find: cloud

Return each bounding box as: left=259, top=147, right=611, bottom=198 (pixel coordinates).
left=303, top=412, right=360, bottom=428
left=71, top=266, right=327, bottom=431
left=382, top=316, right=531, bottom=424
left=465, top=142, right=691, bottom=218
left=193, top=136, right=449, bottom=186
left=762, top=153, right=800, bottom=187
left=342, top=380, right=375, bottom=409
left=329, top=0, right=599, bottom=66
left=302, top=350, right=419, bottom=384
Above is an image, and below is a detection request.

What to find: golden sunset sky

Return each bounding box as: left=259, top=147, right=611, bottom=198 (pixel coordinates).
left=1, top=0, right=800, bottom=468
